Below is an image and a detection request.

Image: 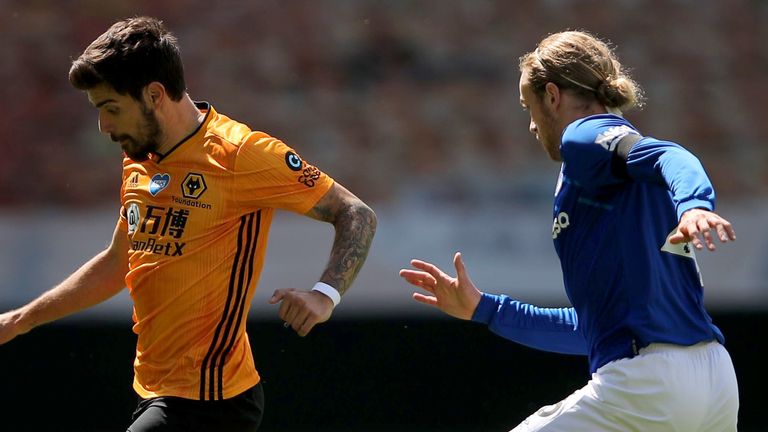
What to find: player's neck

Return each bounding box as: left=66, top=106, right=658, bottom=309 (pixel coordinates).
left=558, top=100, right=610, bottom=132
left=155, top=95, right=204, bottom=155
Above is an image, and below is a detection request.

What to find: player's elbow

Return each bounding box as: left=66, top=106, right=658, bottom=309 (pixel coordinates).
left=335, top=199, right=377, bottom=241
left=358, top=201, right=377, bottom=231
left=348, top=200, right=377, bottom=232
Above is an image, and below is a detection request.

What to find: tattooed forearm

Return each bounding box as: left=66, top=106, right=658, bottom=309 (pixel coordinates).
left=306, top=184, right=377, bottom=294
left=320, top=201, right=376, bottom=294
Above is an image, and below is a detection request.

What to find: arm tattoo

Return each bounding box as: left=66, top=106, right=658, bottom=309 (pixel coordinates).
left=307, top=188, right=377, bottom=295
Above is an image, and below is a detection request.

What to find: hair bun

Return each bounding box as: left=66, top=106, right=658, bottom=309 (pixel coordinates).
left=597, top=77, right=630, bottom=109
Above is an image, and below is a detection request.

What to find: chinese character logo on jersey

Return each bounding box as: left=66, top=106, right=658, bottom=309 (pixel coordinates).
left=299, top=166, right=321, bottom=187
left=150, top=173, right=171, bottom=196
left=285, top=151, right=321, bottom=187
left=182, top=173, right=207, bottom=199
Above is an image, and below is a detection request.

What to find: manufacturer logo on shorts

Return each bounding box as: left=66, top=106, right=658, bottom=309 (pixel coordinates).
left=149, top=173, right=171, bottom=196
left=536, top=401, right=563, bottom=417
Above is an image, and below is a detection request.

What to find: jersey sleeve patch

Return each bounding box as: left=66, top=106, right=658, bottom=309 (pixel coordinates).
left=594, top=125, right=640, bottom=152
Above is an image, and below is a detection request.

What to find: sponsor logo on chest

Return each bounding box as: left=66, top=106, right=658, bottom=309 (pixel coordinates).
left=149, top=173, right=171, bottom=196
left=552, top=211, right=570, bottom=239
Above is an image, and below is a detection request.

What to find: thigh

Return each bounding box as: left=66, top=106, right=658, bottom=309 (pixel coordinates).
left=127, top=399, right=187, bottom=432
left=510, top=382, right=627, bottom=432
left=513, top=343, right=740, bottom=432
left=512, top=353, right=682, bottom=432
left=700, top=344, right=739, bottom=432
left=199, top=383, right=264, bottom=432
left=127, top=383, right=264, bottom=432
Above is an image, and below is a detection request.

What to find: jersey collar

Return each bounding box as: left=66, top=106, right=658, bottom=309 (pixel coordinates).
left=152, top=101, right=213, bottom=163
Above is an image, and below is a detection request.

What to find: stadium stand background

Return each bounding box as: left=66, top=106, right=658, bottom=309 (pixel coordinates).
left=0, top=1, right=766, bottom=430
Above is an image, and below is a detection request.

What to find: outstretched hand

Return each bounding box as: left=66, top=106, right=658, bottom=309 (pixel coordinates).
left=669, top=208, right=736, bottom=251
left=399, top=252, right=482, bottom=320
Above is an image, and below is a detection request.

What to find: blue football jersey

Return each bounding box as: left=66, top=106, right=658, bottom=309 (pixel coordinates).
left=473, top=114, right=724, bottom=373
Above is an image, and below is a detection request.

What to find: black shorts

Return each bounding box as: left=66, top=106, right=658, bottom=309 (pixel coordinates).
left=127, top=383, right=264, bottom=432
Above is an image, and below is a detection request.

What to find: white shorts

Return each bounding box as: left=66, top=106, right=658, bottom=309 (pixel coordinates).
left=512, top=341, right=738, bottom=432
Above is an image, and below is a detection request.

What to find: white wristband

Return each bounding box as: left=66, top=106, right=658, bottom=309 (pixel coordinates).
left=311, top=282, right=341, bottom=307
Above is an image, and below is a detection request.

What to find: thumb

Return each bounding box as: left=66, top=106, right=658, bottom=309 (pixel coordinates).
left=453, top=252, right=466, bottom=280
left=269, top=288, right=291, bottom=304
left=668, top=229, right=686, bottom=245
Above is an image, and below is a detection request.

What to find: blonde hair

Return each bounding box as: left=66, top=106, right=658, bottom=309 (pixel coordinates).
left=520, top=30, right=644, bottom=112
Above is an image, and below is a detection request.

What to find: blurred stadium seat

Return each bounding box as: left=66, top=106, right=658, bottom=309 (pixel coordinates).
left=0, top=0, right=765, bottom=207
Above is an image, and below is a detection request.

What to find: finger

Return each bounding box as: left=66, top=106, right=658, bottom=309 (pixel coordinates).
left=399, top=270, right=437, bottom=292
left=412, top=292, right=438, bottom=307
left=399, top=270, right=423, bottom=283
left=410, top=258, right=441, bottom=273
left=398, top=269, right=424, bottom=278
left=723, top=221, right=736, bottom=241
left=668, top=229, right=687, bottom=245
left=269, top=288, right=295, bottom=304
left=298, top=322, right=314, bottom=337
left=714, top=218, right=736, bottom=242
left=403, top=280, right=434, bottom=293
left=269, top=290, right=284, bottom=304
left=714, top=221, right=729, bottom=242
left=292, top=309, right=312, bottom=335
left=278, top=296, right=293, bottom=321
left=298, top=315, right=318, bottom=337
left=685, top=222, right=703, bottom=250
left=284, top=301, right=301, bottom=326
left=410, top=259, right=448, bottom=281
left=696, top=218, right=715, bottom=251
left=399, top=269, right=436, bottom=284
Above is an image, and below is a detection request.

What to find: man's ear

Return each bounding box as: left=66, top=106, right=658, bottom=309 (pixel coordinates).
left=144, top=82, right=166, bottom=108
left=543, top=82, right=561, bottom=110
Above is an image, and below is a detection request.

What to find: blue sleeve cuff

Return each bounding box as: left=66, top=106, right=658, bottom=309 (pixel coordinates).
left=469, top=293, right=587, bottom=355
left=677, top=198, right=714, bottom=221
left=471, top=292, right=500, bottom=324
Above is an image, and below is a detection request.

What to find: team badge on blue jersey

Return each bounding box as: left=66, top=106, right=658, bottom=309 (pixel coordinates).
left=150, top=173, right=171, bottom=196
left=660, top=230, right=695, bottom=259
left=661, top=229, right=703, bottom=286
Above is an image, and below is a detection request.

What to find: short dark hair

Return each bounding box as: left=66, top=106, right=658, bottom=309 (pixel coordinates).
left=69, top=16, right=186, bottom=101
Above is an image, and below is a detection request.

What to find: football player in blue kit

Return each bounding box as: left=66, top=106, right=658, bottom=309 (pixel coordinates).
left=400, top=30, right=738, bottom=431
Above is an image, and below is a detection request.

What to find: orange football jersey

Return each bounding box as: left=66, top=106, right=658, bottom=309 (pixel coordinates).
left=118, top=102, right=334, bottom=400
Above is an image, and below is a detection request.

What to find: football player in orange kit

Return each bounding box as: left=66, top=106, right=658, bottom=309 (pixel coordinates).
left=0, top=16, right=376, bottom=432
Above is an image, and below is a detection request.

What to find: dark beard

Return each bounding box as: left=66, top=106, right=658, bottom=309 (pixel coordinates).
left=112, top=104, right=162, bottom=162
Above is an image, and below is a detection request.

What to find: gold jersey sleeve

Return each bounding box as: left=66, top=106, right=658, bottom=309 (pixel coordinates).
left=235, top=132, right=334, bottom=213
left=120, top=103, right=333, bottom=401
